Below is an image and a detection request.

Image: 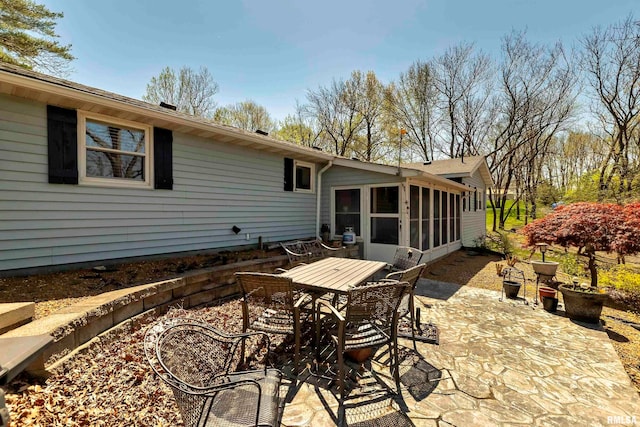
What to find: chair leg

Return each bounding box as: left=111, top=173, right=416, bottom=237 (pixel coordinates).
left=294, top=319, right=301, bottom=375
left=409, top=294, right=417, bottom=351
left=337, top=345, right=345, bottom=399
left=393, top=333, right=402, bottom=395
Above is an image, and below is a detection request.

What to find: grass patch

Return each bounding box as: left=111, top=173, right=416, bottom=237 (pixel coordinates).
left=486, top=200, right=528, bottom=231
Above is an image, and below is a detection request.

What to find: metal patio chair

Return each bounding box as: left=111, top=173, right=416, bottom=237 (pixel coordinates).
left=387, top=246, right=424, bottom=272
left=315, top=281, right=410, bottom=398
left=144, top=317, right=282, bottom=427
left=235, top=272, right=312, bottom=374
left=280, top=239, right=342, bottom=267
left=382, top=263, right=427, bottom=350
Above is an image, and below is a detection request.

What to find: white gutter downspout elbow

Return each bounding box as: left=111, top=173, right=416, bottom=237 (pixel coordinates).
left=316, top=161, right=333, bottom=239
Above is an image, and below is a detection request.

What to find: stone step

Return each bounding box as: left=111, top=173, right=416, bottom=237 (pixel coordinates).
left=0, top=303, right=35, bottom=335
left=0, top=334, right=53, bottom=385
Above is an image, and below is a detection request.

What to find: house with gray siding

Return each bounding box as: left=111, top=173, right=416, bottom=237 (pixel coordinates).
left=0, top=63, right=491, bottom=273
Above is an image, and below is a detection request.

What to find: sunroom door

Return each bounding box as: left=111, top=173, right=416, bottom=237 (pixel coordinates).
left=366, top=185, right=400, bottom=262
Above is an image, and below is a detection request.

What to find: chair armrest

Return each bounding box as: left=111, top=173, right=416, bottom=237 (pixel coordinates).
left=316, top=299, right=345, bottom=322
left=294, top=292, right=314, bottom=309
left=384, top=271, right=403, bottom=280
left=320, top=241, right=343, bottom=251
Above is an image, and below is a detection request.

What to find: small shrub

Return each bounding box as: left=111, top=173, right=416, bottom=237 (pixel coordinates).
left=599, top=265, right=640, bottom=294
left=559, top=253, right=584, bottom=278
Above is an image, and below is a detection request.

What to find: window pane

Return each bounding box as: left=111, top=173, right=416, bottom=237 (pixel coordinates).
left=371, top=217, right=399, bottom=244
left=442, top=191, right=448, bottom=244
left=296, top=165, right=311, bottom=190
left=335, top=189, right=361, bottom=236
left=370, top=186, right=398, bottom=214
left=456, top=194, right=461, bottom=241
left=422, top=187, right=430, bottom=250
left=449, top=193, right=455, bottom=244
left=410, top=186, right=420, bottom=248
left=433, top=190, right=440, bottom=247
left=86, top=149, right=144, bottom=180
left=86, top=120, right=145, bottom=153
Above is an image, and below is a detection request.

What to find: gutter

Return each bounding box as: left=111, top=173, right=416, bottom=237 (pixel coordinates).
left=316, top=161, right=333, bottom=239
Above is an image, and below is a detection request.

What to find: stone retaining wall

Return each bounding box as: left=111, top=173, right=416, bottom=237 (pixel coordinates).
left=1, top=247, right=358, bottom=376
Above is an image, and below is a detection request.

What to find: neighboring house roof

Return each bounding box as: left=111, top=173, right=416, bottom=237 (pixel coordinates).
left=0, top=63, right=469, bottom=191
left=405, top=156, right=493, bottom=187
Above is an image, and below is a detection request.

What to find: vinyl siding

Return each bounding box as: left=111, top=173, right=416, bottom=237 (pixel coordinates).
left=462, top=171, right=487, bottom=247
left=320, top=165, right=402, bottom=228
left=0, top=94, right=318, bottom=271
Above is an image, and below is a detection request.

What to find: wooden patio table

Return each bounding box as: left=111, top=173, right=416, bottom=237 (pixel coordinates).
left=280, top=257, right=387, bottom=296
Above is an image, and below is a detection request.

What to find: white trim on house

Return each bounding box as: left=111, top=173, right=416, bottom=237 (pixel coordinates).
left=77, top=111, right=153, bottom=189
left=331, top=185, right=364, bottom=240
left=293, top=160, right=315, bottom=193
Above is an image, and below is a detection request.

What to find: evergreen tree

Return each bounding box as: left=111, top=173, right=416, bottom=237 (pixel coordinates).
left=0, top=0, right=74, bottom=74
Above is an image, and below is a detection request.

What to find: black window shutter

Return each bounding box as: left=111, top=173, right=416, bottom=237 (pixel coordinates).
left=154, top=127, right=173, bottom=190
left=47, top=105, right=78, bottom=184
left=284, top=157, right=294, bottom=191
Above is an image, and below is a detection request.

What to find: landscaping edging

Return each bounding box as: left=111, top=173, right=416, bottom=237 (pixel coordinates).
left=0, top=248, right=358, bottom=377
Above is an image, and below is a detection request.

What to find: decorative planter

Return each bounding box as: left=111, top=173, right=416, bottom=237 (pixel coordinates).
left=558, top=284, right=607, bottom=324
left=502, top=280, right=522, bottom=299
left=346, top=347, right=373, bottom=363
left=531, top=261, right=559, bottom=278
left=541, top=296, right=558, bottom=312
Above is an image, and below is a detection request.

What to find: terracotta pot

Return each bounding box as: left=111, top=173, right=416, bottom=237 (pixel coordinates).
left=539, top=286, right=557, bottom=300
left=558, top=284, right=607, bottom=324
left=346, top=347, right=373, bottom=363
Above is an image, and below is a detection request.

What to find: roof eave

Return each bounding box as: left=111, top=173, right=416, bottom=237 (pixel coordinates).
left=0, top=68, right=334, bottom=163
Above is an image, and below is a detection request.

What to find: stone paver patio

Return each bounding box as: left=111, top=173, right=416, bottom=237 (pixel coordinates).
left=279, top=280, right=640, bottom=426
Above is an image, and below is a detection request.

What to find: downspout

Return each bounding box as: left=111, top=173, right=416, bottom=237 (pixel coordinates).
left=316, top=161, right=333, bottom=239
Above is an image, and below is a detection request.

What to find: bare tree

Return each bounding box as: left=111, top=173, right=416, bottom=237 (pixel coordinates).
left=143, top=66, right=219, bottom=118
left=305, top=73, right=365, bottom=157
left=352, top=71, right=386, bottom=162
left=214, top=100, right=275, bottom=133
left=384, top=61, right=439, bottom=162
left=433, top=42, right=495, bottom=158
left=487, top=32, right=577, bottom=230
left=581, top=15, right=640, bottom=201
left=273, top=100, right=323, bottom=147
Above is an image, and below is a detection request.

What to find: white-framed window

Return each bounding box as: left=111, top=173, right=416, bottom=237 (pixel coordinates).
left=370, top=185, right=399, bottom=245
left=78, top=111, right=152, bottom=188
left=294, top=160, right=314, bottom=192
left=333, top=187, right=362, bottom=238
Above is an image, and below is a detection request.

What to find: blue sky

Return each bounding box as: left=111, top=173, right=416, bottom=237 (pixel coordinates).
left=42, top=0, right=639, bottom=121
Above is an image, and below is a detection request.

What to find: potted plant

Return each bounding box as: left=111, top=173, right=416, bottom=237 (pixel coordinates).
left=521, top=202, right=640, bottom=324
left=320, top=223, right=331, bottom=243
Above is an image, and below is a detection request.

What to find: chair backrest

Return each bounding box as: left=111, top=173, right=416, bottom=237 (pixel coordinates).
left=280, top=241, right=310, bottom=265
left=345, top=281, right=410, bottom=325
left=392, top=246, right=424, bottom=271
left=303, top=239, right=326, bottom=259
left=389, top=263, right=427, bottom=289
left=144, top=318, right=244, bottom=427
left=235, top=272, right=295, bottom=309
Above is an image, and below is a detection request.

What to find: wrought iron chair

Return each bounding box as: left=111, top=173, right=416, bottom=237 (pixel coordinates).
left=279, top=239, right=342, bottom=267
left=144, top=317, right=282, bottom=427
left=235, top=272, right=312, bottom=375
left=315, top=281, right=410, bottom=398
left=382, top=263, right=427, bottom=350
left=387, top=246, right=424, bottom=272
